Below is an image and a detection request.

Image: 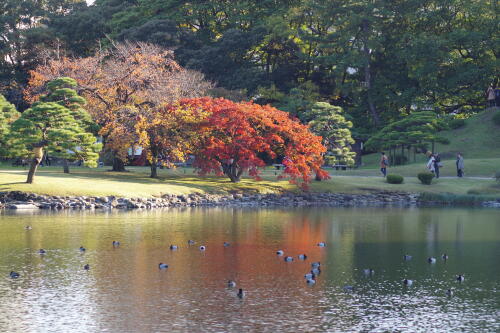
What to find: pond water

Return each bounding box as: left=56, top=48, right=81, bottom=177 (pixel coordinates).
left=0, top=207, right=499, bottom=332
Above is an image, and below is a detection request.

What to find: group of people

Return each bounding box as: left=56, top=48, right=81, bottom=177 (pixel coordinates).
left=379, top=152, right=465, bottom=178
left=486, top=85, right=500, bottom=107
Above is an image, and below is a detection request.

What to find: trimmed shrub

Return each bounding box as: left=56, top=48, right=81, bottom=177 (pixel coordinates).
left=386, top=174, right=404, bottom=184
left=418, top=172, right=435, bottom=185
left=493, top=112, right=500, bottom=126
left=448, top=118, right=466, bottom=129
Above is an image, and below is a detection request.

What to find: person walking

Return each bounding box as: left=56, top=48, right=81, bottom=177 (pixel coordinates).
left=426, top=153, right=435, bottom=174
left=456, top=153, right=464, bottom=177
left=487, top=85, right=496, bottom=107
left=380, top=152, right=389, bottom=177
left=433, top=153, right=441, bottom=178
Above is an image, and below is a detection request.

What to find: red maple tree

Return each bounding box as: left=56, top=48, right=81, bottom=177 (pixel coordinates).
left=171, top=97, right=329, bottom=188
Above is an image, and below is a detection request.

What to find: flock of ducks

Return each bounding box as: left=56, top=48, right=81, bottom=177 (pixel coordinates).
left=9, top=227, right=465, bottom=298
left=402, top=253, right=465, bottom=296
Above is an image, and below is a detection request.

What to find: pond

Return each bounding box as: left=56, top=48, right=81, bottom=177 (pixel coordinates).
left=0, top=207, right=499, bottom=332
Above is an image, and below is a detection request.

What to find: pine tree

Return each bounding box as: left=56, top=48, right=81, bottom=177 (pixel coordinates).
left=9, top=78, right=101, bottom=183
left=307, top=102, right=356, bottom=168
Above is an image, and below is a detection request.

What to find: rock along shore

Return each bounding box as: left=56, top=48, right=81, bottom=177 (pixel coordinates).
left=0, top=190, right=421, bottom=210
left=1, top=191, right=498, bottom=210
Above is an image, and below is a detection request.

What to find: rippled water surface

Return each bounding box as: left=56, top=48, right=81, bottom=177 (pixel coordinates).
left=0, top=207, right=499, bottom=332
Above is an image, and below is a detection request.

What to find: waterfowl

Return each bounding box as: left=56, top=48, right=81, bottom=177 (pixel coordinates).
left=276, top=250, right=284, bottom=256
left=158, top=263, right=169, bottom=269
left=363, top=268, right=375, bottom=276
left=446, top=289, right=453, bottom=296
left=38, top=249, right=46, bottom=255
left=169, top=245, right=178, bottom=250
left=306, top=277, right=316, bottom=285
left=442, top=253, right=449, bottom=260
left=10, top=271, right=20, bottom=279
left=187, top=240, right=195, bottom=245
left=311, top=262, right=321, bottom=268
left=298, top=254, right=307, bottom=260
left=199, top=245, right=206, bottom=251
left=403, top=279, right=413, bottom=286
left=79, top=246, right=86, bottom=252
left=304, top=272, right=316, bottom=279
left=317, top=242, right=326, bottom=247
left=311, top=267, right=321, bottom=275
left=223, top=242, right=230, bottom=247
left=456, top=274, right=465, bottom=282
left=227, top=280, right=236, bottom=288
left=427, top=257, right=436, bottom=264
left=284, top=256, right=294, bottom=262
left=112, top=241, right=120, bottom=247
left=25, top=226, right=32, bottom=230
left=403, top=255, right=412, bottom=261
left=237, top=288, right=245, bottom=298
left=84, top=264, right=90, bottom=270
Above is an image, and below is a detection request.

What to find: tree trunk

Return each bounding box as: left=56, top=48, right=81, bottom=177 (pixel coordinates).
left=150, top=157, right=158, bottom=178
left=431, top=141, right=435, bottom=154
left=26, top=147, right=44, bottom=184
left=362, top=19, right=381, bottom=126
left=112, top=156, right=126, bottom=172
left=63, top=159, right=70, bottom=173
left=222, top=162, right=242, bottom=182
left=149, top=147, right=159, bottom=178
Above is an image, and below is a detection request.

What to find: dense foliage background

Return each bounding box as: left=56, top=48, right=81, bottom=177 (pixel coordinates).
left=1, top=0, right=498, bottom=137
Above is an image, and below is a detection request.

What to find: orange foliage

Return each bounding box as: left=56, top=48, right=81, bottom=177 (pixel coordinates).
left=25, top=42, right=212, bottom=162
left=170, top=98, right=329, bottom=188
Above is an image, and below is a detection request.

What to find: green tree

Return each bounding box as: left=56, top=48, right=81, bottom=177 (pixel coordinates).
left=307, top=102, right=356, bottom=167
left=9, top=78, right=101, bottom=183
left=38, top=77, right=100, bottom=173
left=0, top=95, right=21, bottom=157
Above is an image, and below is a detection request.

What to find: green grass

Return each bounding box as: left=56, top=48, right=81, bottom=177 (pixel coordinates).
left=1, top=164, right=498, bottom=198
left=435, top=107, right=500, bottom=159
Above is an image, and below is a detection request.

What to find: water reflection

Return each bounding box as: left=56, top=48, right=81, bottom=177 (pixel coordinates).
left=0, top=207, right=499, bottom=332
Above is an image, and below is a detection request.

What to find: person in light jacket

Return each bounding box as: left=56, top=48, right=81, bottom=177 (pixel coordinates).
left=426, top=153, right=435, bottom=173
left=456, top=153, right=464, bottom=177
left=487, top=85, right=496, bottom=107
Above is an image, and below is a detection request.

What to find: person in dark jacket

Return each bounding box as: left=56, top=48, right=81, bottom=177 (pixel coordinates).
left=456, top=153, right=464, bottom=177
left=433, top=153, right=441, bottom=178
left=380, top=152, right=389, bottom=177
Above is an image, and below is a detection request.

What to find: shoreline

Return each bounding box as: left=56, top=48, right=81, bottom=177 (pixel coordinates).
left=1, top=190, right=499, bottom=210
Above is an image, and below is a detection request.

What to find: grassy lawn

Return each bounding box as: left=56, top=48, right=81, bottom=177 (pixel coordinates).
left=1, top=164, right=498, bottom=198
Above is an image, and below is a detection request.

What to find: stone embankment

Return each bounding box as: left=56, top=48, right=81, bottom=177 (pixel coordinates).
left=0, top=191, right=420, bottom=210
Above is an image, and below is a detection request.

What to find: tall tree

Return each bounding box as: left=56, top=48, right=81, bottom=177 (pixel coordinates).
left=175, top=97, right=329, bottom=187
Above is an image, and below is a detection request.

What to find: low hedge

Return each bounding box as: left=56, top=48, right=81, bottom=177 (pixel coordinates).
left=448, top=118, right=466, bottom=129
left=386, top=174, right=404, bottom=184
left=417, top=172, right=435, bottom=185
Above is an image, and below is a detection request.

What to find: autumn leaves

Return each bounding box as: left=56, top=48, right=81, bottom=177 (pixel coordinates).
left=21, top=42, right=328, bottom=187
